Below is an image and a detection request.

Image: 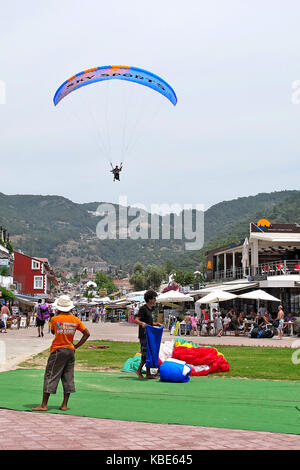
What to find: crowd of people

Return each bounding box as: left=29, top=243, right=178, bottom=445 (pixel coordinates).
left=0, top=299, right=109, bottom=336
left=181, top=304, right=298, bottom=338
left=1, top=296, right=298, bottom=341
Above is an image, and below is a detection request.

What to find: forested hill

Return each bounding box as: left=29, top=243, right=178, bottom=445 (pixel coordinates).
left=0, top=190, right=299, bottom=272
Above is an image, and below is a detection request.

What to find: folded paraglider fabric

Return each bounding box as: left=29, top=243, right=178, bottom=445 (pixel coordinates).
left=121, top=354, right=142, bottom=372
left=146, top=325, right=163, bottom=369
left=159, top=340, right=175, bottom=363
left=172, top=345, right=230, bottom=376
left=160, top=358, right=191, bottom=383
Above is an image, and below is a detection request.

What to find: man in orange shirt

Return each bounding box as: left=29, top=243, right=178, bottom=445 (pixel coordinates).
left=32, top=295, right=90, bottom=412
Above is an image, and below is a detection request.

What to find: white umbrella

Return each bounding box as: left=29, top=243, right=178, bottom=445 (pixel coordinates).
left=76, top=300, right=89, bottom=305
left=92, top=296, right=111, bottom=304
left=237, top=289, right=280, bottom=302
left=86, top=281, right=97, bottom=286
left=238, top=289, right=280, bottom=311
left=195, top=290, right=238, bottom=304
left=242, top=237, right=249, bottom=276
left=195, top=289, right=238, bottom=320
left=157, top=290, right=193, bottom=303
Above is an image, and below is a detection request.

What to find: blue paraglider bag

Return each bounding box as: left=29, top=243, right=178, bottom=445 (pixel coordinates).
left=159, top=359, right=192, bottom=383
left=145, top=325, right=163, bottom=369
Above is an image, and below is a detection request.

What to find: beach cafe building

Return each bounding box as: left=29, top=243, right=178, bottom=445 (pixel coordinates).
left=204, top=221, right=300, bottom=316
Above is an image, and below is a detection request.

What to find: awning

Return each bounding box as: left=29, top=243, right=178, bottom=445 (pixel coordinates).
left=260, top=275, right=300, bottom=288
left=105, top=303, right=131, bottom=309
left=250, top=232, right=300, bottom=243
left=126, top=295, right=144, bottom=302
left=198, top=282, right=258, bottom=294
left=157, top=291, right=193, bottom=303
left=14, top=294, right=38, bottom=306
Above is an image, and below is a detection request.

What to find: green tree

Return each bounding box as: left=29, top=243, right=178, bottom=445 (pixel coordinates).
left=164, top=260, right=175, bottom=276
left=129, top=262, right=146, bottom=290
left=130, top=272, right=147, bottom=291
left=183, top=271, right=195, bottom=286
left=132, top=262, right=144, bottom=274
left=0, top=267, right=9, bottom=277
left=145, top=265, right=166, bottom=290
left=173, top=269, right=185, bottom=286
left=0, top=287, right=15, bottom=302
left=95, top=272, right=117, bottom=295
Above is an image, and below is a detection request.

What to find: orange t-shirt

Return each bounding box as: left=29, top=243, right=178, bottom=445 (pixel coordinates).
left=50, top=314, right=86, bottom=353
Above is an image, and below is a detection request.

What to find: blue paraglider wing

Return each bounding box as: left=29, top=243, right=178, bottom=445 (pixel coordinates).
left=53, top=65, right=177, bottom=106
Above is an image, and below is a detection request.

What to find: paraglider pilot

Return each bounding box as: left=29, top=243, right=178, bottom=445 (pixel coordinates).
left=110, top=163, right=123, bottom=181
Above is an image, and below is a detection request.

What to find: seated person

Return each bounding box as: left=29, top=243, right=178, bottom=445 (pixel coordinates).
left=285, top=313, right=295, bottom=323
left=283, top=313, right=296, bottom=335
left=237, top=312, right=246, bottom=336
left=263, top=311, right=273, bottom=325
left=230, top=312, right=239, bottom=336
left=254, top=312, right=264, bottom=327
left=247, top=309, right=256, bottom=321
left=244, top=310, right=255, bottom=330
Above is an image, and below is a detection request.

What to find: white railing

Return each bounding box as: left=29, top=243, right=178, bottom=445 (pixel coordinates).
left=213, top=260, right=300, bottom=280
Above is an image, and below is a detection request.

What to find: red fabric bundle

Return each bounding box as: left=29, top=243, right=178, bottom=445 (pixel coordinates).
left=172, top=346, right=230, bottom=376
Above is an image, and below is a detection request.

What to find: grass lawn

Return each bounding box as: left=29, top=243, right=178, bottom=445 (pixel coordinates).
left=19, top=340, right=140, bottom=371
left=19, top=340, right=300, bottom=381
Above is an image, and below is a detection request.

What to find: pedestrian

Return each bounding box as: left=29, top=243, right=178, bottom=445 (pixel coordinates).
left=102, top=307, right=106, bottom=323
left=80, top=308, right=85, bottom=321
left=85, top=306, right=90, bottom=321
left=35, top=299, right=50, bottom=337
left=95, top=305, right=100, bottom=323
left=133, top=303, right=139, bottom=318
left=191, top=313, right=199, bottom=336
left=223, top=313, right=231, bottom=334
left=48, top=303, right=56, bottom=333
left=185, top=312, right=192, bottom=335
left=214, top=312, right=223, bottom=337
left=135, top=289, right=163, bottom=379
left=200, top=305, right=209, bottom=335
left=276, top=305, right=285, bottom=340
left=0, top=301, right=10, bottom=333
left=32, top=295, right=90, bottom=412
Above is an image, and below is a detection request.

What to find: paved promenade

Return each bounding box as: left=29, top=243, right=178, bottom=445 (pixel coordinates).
left=0, top=322, right=299, bottom=450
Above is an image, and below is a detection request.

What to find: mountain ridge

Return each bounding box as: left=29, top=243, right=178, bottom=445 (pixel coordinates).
left=0, top=189, right=299, bottom=272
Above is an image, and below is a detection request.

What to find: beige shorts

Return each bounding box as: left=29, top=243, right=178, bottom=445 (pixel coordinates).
left=43, top=348, right=76, bottom=394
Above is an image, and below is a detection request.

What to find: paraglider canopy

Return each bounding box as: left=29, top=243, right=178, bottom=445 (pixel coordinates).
left=53, top=65, right=177, bottom=107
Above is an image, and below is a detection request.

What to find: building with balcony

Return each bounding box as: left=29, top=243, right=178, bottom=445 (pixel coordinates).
left=205, top=221, right=300, bottom=314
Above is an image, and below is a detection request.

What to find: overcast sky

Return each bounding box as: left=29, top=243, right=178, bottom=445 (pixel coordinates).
left=1, top=0, right=300, bottom=214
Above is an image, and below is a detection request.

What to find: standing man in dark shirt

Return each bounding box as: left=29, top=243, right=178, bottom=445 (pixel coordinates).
left=135, top=289, right=163, bottom=379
